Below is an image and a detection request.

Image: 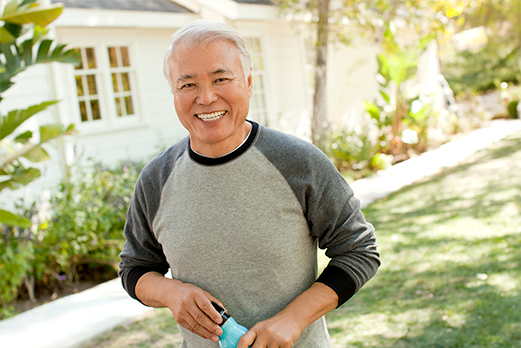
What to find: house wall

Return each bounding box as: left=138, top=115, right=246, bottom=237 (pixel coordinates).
left=1, top=2, right=388, bottom=209
left=54, top=26, right=189, bottom=164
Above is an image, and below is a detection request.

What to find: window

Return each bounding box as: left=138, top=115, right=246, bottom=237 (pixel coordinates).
left=74, top=48, right=102, bottom=122
left=108, top=46, right=135, bottom=118
left=73, top=45, right=137, bottom=127
left=244, top=37, right=268, bottom=125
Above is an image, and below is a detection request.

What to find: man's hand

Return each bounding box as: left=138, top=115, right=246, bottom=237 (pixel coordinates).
left=237, top=311, right=304, bottom=348
left=236, top=282, right=338, bottom=348
left=135, top=272, right=224, bottom=342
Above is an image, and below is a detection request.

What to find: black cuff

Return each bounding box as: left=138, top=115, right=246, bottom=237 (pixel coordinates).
left=315, top=265, right=357, bottom=308
left=125, top=266, right=165, bottom=303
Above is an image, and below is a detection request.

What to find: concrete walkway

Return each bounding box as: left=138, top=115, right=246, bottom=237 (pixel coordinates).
left=1, top=119, right=521, bottom=348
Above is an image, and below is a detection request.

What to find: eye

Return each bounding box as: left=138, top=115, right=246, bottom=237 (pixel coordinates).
left=181, top=83, right=196, bottom=89
left=215, top=77, right=229, bottom=83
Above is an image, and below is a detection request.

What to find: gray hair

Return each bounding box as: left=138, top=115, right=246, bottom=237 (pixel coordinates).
left=163, top=19, right=253, bottom=89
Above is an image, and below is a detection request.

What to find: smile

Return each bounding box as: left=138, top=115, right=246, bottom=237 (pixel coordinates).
left=196, top=111, right=226, bottom=122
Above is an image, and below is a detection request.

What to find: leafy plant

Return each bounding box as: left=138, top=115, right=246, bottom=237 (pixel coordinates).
left=39, top=160, right=143, bottom=283
left=320, top=125, right=391, bottom=181
left=364, top=26, right=435, bottom=161
left=0, top=0, right=79, bottom=319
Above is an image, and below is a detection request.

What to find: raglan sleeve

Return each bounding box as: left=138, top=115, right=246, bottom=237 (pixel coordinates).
left=306, top=149, right=381, bottom=307
left=118, top=171, right=170, bottom=302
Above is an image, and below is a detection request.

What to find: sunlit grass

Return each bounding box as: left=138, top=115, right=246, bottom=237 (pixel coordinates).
left=327, top=130, right=521, bottom=347
left=82, top=130, right=521, bottom=348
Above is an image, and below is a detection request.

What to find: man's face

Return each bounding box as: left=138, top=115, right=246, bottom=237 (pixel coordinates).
left=169, top=39, right=252, bottom=157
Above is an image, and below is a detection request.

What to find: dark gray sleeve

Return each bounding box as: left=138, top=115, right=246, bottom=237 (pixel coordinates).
left=255, top=128, right=380, bottom=305
left=118, top=174, right=169, bottom=300
left=118, top=141, right=187, bottom=300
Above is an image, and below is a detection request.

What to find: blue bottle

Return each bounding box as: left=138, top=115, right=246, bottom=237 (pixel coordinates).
left=211, top=301, right=249, bottom=348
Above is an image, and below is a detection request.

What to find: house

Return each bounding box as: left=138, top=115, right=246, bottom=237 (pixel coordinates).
left=1, top=0, right=442, bottom=207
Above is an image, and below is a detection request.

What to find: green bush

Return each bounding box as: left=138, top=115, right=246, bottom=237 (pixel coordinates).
left=0, top=225, right=33, bottom=318
left=440, top=43, right=521, bottom=97
left=0, top=159, right=144, bottom=318
left=39, top=160, right=144, bottom=283
left=507, top=100, right=519, bottom=119
left=320, top=125, right=390, bottom=181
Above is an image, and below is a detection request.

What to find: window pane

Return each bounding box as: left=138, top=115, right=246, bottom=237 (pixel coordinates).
left=125, top=96, right=134, bottom=115
left=75, top=48, right=83, bottom=70
left=120, top=46, right=130, bottom=67
left=253, top=75, right=263, bottom=89
left=251, top=94, right=259, bottom=109
left=115, top=97, right=123, bottom=116
left=86, top=48, right=96, bottom=69
left=91, top=100, right=101, bottom=120
left=79, top=101, right=88, bottom=122
left=112, top=73, right=119, bottom=92
left=121, top=73, right=131, bottom=91
left=87, top=75, right=97, bottom=95
left=108, top=47, right=118, bottom=68
left=76, top=76, right=84, bottom=96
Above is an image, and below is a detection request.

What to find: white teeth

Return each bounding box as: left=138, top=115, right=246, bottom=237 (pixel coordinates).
left=196, top=111, right=226, bottom=122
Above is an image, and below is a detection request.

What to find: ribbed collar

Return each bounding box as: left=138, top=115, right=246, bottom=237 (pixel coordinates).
left=188, top=121, right=259, bottom=166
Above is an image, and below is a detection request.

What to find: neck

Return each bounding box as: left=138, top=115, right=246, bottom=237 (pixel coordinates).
left=191, top=121, right=252, bottom=158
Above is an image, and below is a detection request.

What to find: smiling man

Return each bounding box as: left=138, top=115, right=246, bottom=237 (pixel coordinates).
left=119, top=20, right=380, bottom=348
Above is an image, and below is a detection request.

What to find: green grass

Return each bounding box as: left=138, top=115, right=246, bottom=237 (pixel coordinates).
left=82, top=130, right=521, bottom=348
left=328, top=129, right=521, bottom=347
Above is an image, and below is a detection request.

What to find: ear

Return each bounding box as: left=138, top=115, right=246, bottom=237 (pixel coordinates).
left=247, top=69, right=253, bottom=98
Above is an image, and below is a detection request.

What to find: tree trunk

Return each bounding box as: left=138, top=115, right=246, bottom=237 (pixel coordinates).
left=23, top=274, right=36, bottom=304
left=311, top=0, right=330, bottom=148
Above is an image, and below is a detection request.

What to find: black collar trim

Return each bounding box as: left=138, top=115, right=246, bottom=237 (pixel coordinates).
left=188, top=121, right=259, bottom=166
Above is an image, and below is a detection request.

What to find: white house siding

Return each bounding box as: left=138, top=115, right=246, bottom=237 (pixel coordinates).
left=327, top=40, right=380, bottom=131
left=54, top=26, right=189, bottom=166
left=6, top=0, right=446, bottom=209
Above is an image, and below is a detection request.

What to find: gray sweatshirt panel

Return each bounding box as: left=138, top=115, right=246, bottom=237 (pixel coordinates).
left=253, top=126, right=380, bottom=292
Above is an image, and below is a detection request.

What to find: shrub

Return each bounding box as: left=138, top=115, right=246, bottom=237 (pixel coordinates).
left=39, top=160, right=144, bottom=283
left=508, top=100, right=519, bottom=119
left=0, top=159, right=144, bottom=318
left=320, top=125, right=390, bottom=181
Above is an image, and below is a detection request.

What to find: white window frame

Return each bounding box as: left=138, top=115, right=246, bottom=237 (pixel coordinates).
left=244, top=36, right=269, bottom=126
left=69, top=41, right=142, bottom=135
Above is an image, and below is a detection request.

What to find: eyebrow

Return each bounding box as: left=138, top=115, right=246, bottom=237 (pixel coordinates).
left=211, top=68, right=229, bottom=75
left=177, top=74, right=195, bottom=83
left=177, top=68, right=231, bottom=83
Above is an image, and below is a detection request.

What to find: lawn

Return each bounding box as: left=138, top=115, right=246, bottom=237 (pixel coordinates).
left=82, top=130, right=521, bottom=348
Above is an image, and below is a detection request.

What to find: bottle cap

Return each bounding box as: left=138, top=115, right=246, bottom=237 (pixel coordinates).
left=211, top=301, right=230, bottom=326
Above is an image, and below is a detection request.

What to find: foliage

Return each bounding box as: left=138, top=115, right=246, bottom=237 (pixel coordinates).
left=320, top=125, right=391, bottom=181
left=273, top=0, right=466, bottom=149
left=508, top=100, right=519, bottom=119
left=39, top=160, right=143, bottom=283
left=440, top=38, right=521, bottom=96
left=0, top=224, right=33, bottom=318
left=440, top=0, right=521, bottom=96
left=0, top=159, right=144, bottom=319
left=0, top=0, right=79, bottom=318
left=363, top=27, right=435, bottom=160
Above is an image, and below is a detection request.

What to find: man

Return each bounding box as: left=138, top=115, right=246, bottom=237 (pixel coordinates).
left=119, top=19, right=380, bottom=348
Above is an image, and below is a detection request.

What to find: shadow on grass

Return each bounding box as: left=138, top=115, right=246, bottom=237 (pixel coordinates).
left=328, top=229, right=521, bottom=346
left=328, top=130, right=521, bottom=347
left=364, top=130, right=521, bottom=230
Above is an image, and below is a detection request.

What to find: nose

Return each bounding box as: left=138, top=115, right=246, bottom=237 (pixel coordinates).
left=196, top=85, right=219, bottom=105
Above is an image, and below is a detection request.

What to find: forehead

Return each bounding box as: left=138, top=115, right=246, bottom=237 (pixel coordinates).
left=170, top=40, right=242, bottom=79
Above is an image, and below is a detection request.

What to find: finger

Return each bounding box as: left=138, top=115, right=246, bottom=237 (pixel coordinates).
left=179, top=315, right=220, bottom=343
left=237, top=329, right=257, bottom=348
left=196, top=295, right=224, bottom=325
left=188, top=303, right=223, bottom=335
